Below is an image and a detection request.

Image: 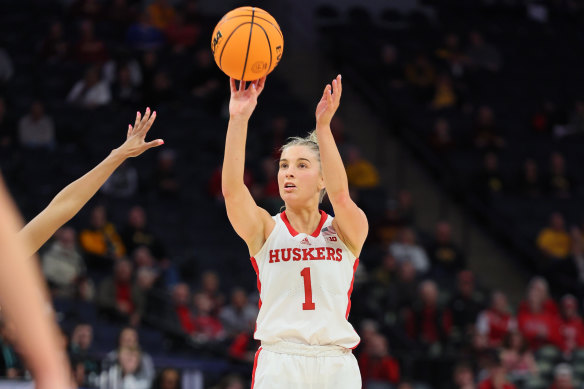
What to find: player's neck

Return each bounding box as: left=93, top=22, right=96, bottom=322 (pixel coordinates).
left=284, top=206, right=321, bottom=235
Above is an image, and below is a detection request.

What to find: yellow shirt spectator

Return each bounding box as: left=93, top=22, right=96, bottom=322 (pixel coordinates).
left=147, top=0, right=176, bottom=30
left=536, top=227, right=571, bottom=259
left=80, top=222, right=126, bottom=259
left=346, top=160, right=380, bottom=189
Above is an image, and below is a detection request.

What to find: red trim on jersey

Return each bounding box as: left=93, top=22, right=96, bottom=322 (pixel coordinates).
left=281, top=210, right=328, bottom=237
left=251, top=346, right=262, bottom=388
left=250, top=257, right=262, bottom=309
left=346, top=258, right=359, bottom=319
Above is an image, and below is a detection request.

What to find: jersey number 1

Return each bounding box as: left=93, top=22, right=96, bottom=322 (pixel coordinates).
left=300, top=267, right=315, bottom=310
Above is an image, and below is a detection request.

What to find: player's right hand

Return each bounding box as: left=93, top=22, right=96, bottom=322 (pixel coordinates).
left=228, top=77, right=266, bottom=120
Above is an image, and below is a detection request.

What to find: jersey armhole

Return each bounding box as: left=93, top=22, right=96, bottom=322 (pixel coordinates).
left=251, top=215, right=281, bottom=261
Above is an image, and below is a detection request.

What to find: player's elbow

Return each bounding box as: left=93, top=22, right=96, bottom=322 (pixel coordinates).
left=328, top=190, right=352, bottom=207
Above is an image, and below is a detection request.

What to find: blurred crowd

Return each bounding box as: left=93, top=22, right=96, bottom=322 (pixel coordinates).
left=0, top=0, right=583, bottom=388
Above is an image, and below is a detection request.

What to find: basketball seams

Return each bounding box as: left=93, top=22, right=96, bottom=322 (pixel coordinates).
left=218, top=22, right=251, bottom=70
left=215, top=15, right=282, bottom=39
left=253, top=23, right=272, bottom=77
left=240, top=7, right=256, bottom=80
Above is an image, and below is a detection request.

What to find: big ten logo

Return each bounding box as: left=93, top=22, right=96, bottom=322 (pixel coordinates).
left=211, top=30, right=223, bottom=54
left=276, top=45, right=283, bottom=62
left=327, top=236, right=337, bottom=242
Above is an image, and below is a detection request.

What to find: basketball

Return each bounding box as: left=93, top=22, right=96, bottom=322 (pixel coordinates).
left=211, top=6, right=284, bottom=81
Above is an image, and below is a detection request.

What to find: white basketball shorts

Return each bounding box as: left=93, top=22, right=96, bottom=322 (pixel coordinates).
left=251, top=342, right=362, bottom=389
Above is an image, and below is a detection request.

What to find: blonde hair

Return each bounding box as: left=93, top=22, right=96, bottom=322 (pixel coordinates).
left=280, top=130, right=327, bottom=203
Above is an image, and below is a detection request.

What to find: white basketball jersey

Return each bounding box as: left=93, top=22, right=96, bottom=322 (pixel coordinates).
left=250, top=211, right=360, bottom=349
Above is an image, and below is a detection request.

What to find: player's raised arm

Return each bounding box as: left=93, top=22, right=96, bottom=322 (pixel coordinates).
left=315, top=75, right=368, bottom=256
left=0, top=176, right=71, bottom=389
left=18, top=108, right=163, bottom=256
left=222, top=77, right=274, bottom=255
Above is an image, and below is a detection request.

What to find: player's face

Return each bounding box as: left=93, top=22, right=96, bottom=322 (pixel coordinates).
left=278, top=145, right=324, bottom=206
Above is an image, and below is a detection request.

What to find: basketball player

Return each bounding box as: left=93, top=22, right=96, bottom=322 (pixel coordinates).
left=0, top=108, right=160, bottom=388
left=18, top=107, right=162, bottom=256
left=222, top=74, right=367, bottom=388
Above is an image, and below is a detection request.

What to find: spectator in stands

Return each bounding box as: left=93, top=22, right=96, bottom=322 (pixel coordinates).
left=103, top=50, right=143, bottom=87
left=255, top=157, right=282, bottom=214
left=427, top=221, right=466, bottom=279
left=0, top=316, right=23, bottom=378
left=104, top=326, right=155, bottom=383
left=466, top=31, right=502, bottom=72
left=536, top=212, right=571, bottom=260
left=210, top=374, right=246, bottom=389
left=476, top=152, right=505, bottom=198
left=208, top=164, right=255, bottom=203
left=517, top=158, right=542, bottom=198
left=100, top=347, right=153, bottom=389
left=558, top=295, right=584, bottom=356
left=389, top=227, right=430, bottom=275
left=101, top=161, right=138, bottom=198
left=0, top=48, right=13, bottom=84
left=518, top=277, right=559, bottom=315
left=405, top=280, right=451, bottom=352
left=385, top=261, right=419, bottom=314
left=570, top=227, right=584, bottom=290
left=68, top=323, right=99, bottom=380
left=478, top=352, right=515, bottom=389
left=143, top=70, right=175, bottom=108
left=38, top=21, right=69, bottom=62
left=429, top=117, right=455, bottom=153
left=476, top=291, right=516, bottom=349
left=430, top=73, right=457, bottom=111
left=473, top=105, right=505, bottom=150
left=170, top=283, right=196, bottom=335
left=80, top=205, right=126, bottom=264
left=378, top=44, right=404, bottom=89
left=67, top=66, right=112, bottom=108
left=189, top=48, right=225, bottom=113
left=547, top=152, right=574, bottom=198
left=72, top=20, right=108, bottom=64
left=121, top=206, right=165, bottom=260
left=219, top=288, right=258, bottom=337
left=345, top=146, right=380, bottom=189
left=448, top=270, right=486, bottom=346
left=151, top=368, right=181, bottom=389
left=42, top=226, right=91, bottom=299
left=198, top=270, right=225, bottom=314
left=396, top=189, right=415, bottom=226
left=435, top=33, right=467, bottom=79
left=373, top=253, right=399, bottom=288
left=165, top=13, right=200, bottom=52
left=550, top=363, right=576, bottom=389
left=358, top=333, right=400, bottom=388
left=517, top=283, right=561, bottom=350
left=500, top=331, right=538, bottom=385
left=17, top=100, right=56, bottom=150
left=126, top=12, right=165, bottom=51
left=106, top=0, right=138, bottom=40
left=192, top=292, right=225, bottom=343
left=97, top=259, right=144, bottom=326
left=153, top=149, right=180, bottom=198
left=451, top=361, right=476, bottom=389
left=111, top=64, right=142, bottom=105
left=147, top=0, right=175, bottom=30
left=404, top=53, right=436, bottom=101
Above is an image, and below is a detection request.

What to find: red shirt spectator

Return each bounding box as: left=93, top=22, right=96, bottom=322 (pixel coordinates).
left=517, top=288, right=561, bottom=350
left=358, top=334, right=400, bottom=385
left=477, top=291, right=516, bottom=348
left=171, top=283, right=195, bottom=334
left=405, top=281, right=452, bottom=346
left=72, top=20, right=108, bottom=64
left=558, top=295, right=584, bottom=353
left=193, top=293, right=224, bottom=340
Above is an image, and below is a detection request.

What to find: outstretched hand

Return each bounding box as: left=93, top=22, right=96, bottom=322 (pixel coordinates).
left=229, top=77, right=266, bottom=120
left=315, top=74, right=342, bottom=127
left=118, top=107, right=164, bottom=158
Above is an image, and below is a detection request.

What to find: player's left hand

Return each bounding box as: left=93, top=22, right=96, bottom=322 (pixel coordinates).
left=118, top=107, right=164, bottom=158
left=315, top=74, right=342, bottom=127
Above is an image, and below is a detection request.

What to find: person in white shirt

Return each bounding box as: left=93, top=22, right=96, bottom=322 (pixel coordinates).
left=67, top=66, right=112, bottom=108
left=18, top=101, right=55, bottom=149
left=389, top=227, right=430, bottom=274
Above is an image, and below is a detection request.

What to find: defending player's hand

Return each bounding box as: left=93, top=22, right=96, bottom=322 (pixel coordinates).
left=228, top=77, right=266, bottom=120
left=117, top=107, right=164, bottom=158
left=315, top=74, right=342, bottom=127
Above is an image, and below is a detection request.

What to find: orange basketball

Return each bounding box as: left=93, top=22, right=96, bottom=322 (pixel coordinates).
left=211, top=6, right=284, bottom=81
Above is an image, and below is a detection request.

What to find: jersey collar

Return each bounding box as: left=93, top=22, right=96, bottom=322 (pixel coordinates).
left=281, top=210, right=327, bottom=238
